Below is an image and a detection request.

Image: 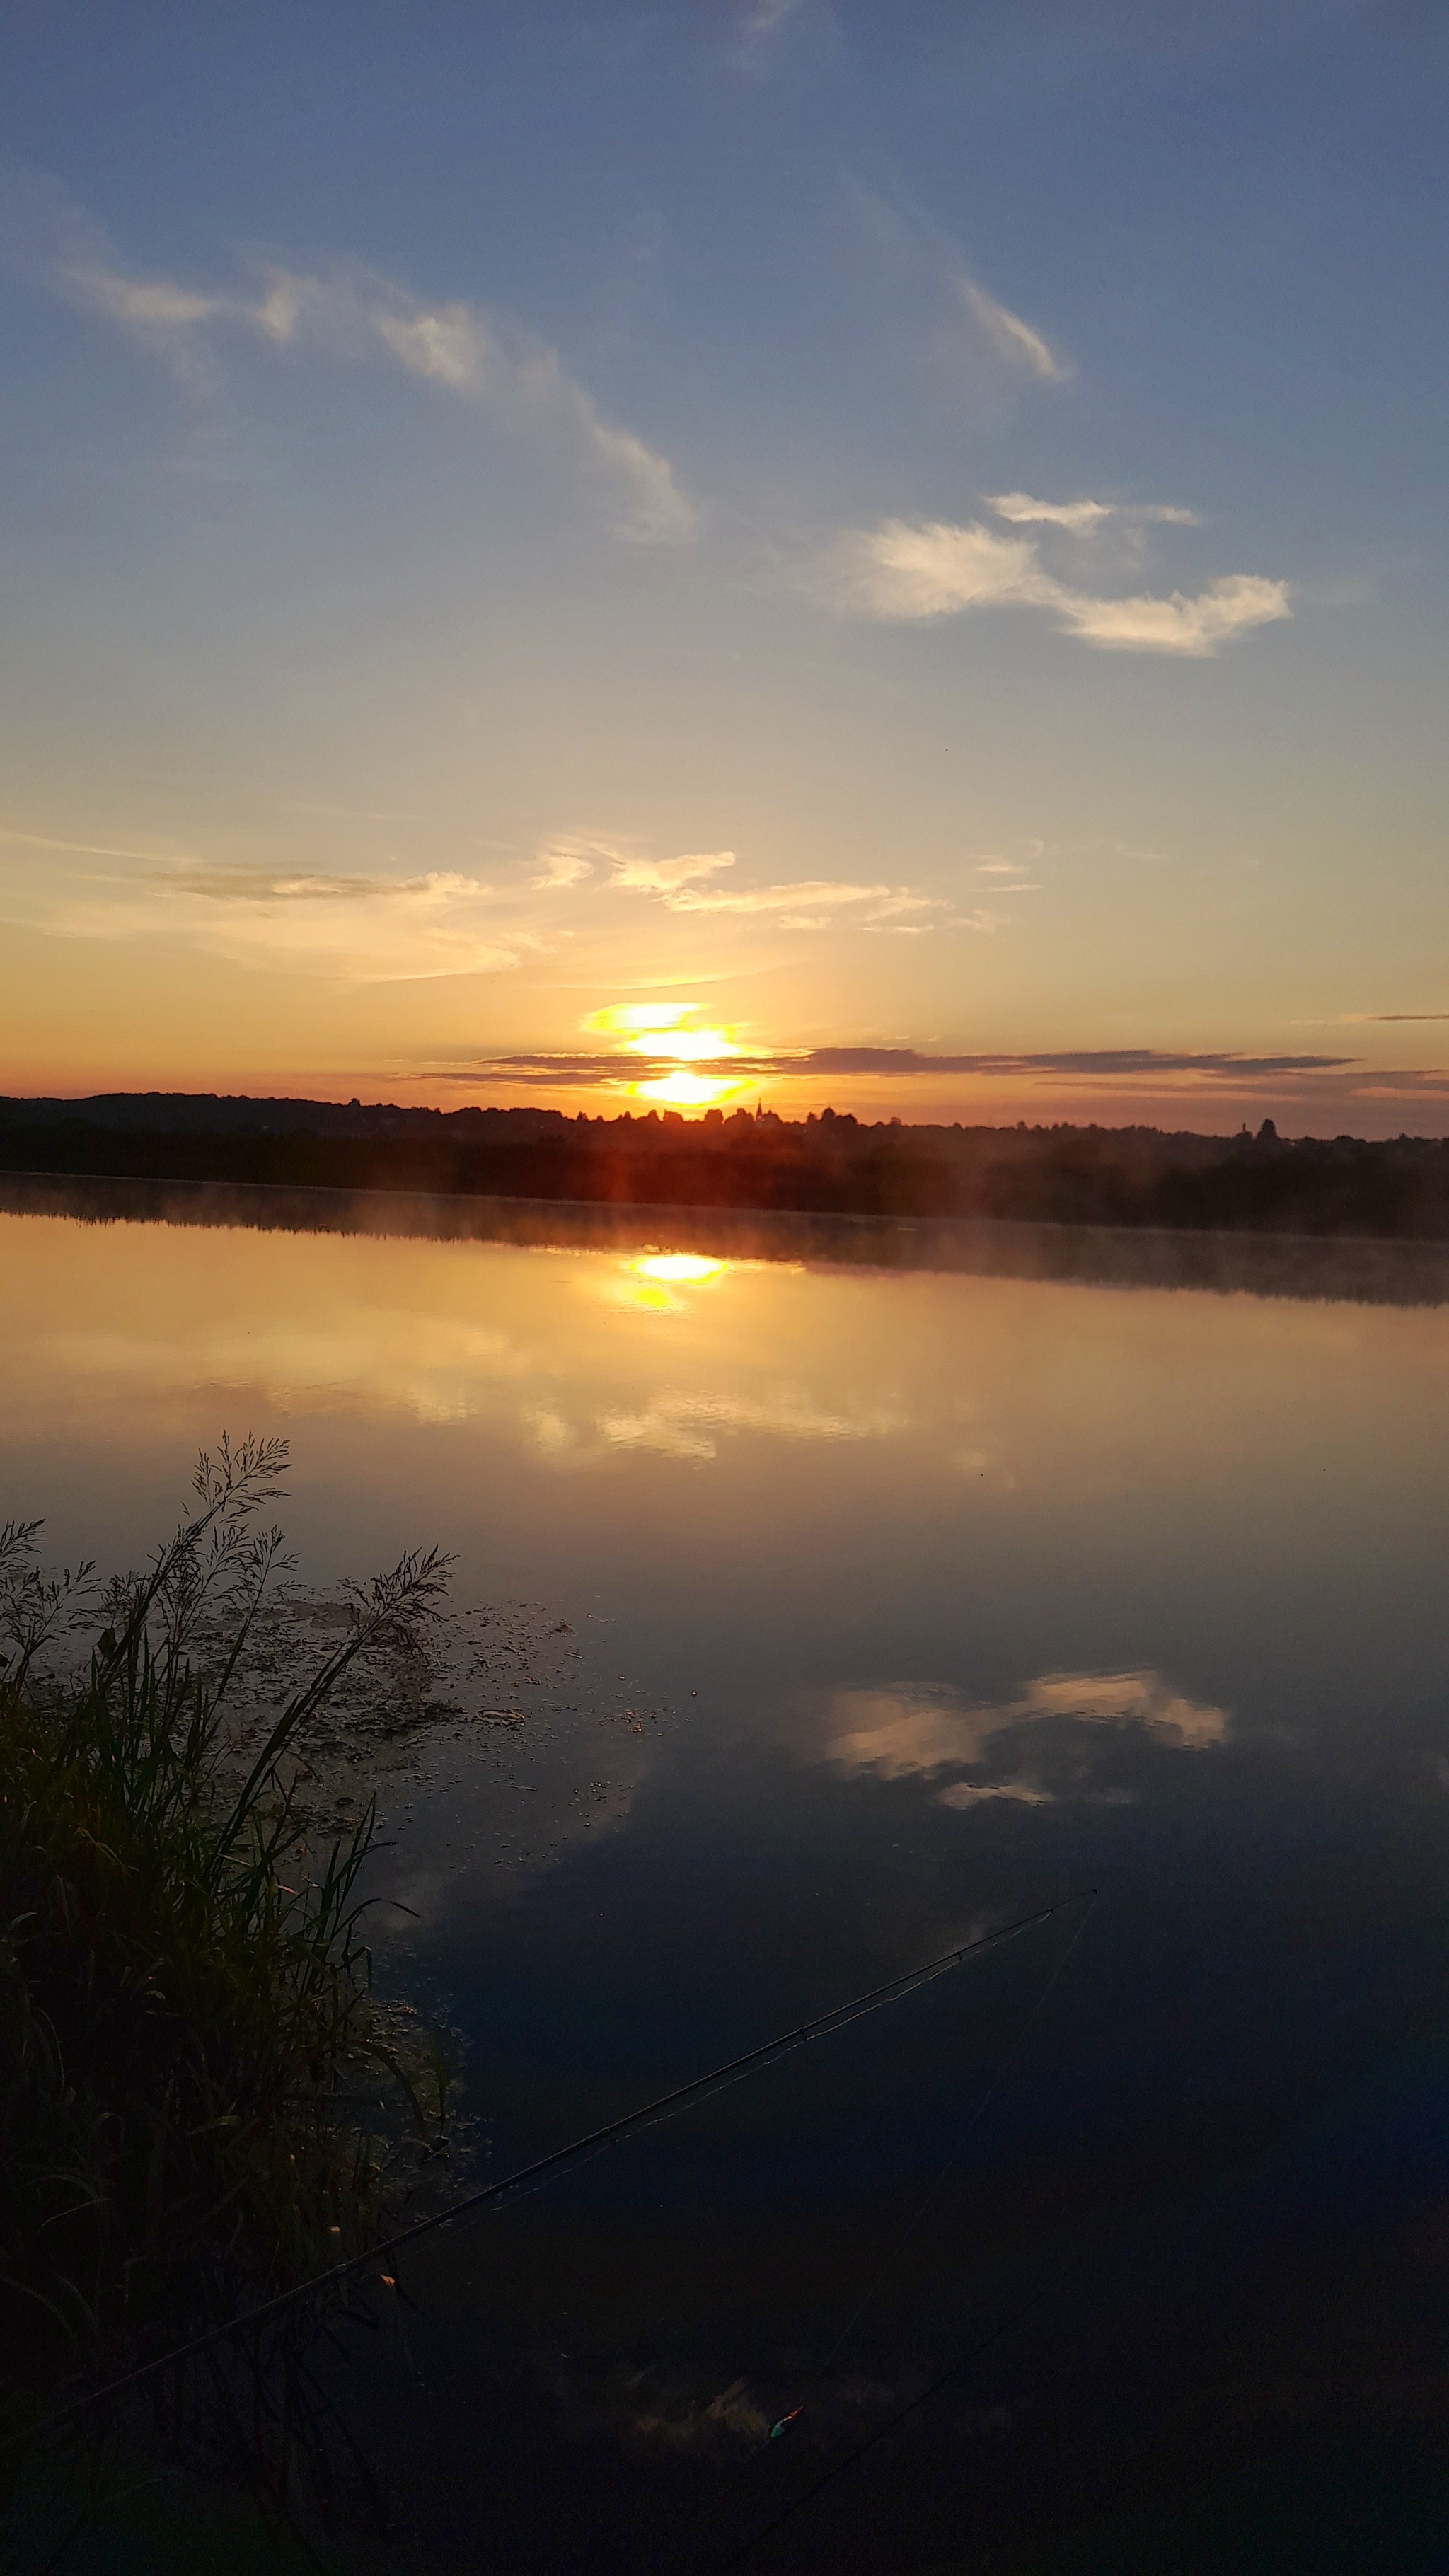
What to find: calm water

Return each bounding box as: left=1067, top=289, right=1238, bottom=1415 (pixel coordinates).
left=7, top=1181, right=1449, bottom=2570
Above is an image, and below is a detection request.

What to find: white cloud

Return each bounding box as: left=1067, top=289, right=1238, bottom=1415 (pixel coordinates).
left=987, top=492, right=1112, bottom=533
left=32, top=865, right=526, bottom=983
left=829, top=517, right=1050, bottom=620
left=956, top=279, right=1064, bottom=381
left=1049, top=574, right=1292, bottom=654
left=584, top=844, right=955, bottom=934
left=603, top=865, right=943, bottom=930
left=2, top=171, right=695, bottom=544
left=670, top=877, right=923, bottom=918
left=532, top=845, right=596, bottom=890
left=986, top=492, right=1199, bottom=531
left=608, top=850, right=737, bottom=894
left=847, top=184, right=1069, bottom=395
left=6, top=824, right=964, bottom=974
left=821, top=514, right=1291, bottom=657
left=76, top=273, right=219, bottom=329
left=371, top=304, right=485, bottom=388
left=522, top=836, right=957, bottom=937
left=0, top=168, right=219, bottom=352
left=570, top=398, right=697, bottom=545
left=258, top=268, right=695, bottom=543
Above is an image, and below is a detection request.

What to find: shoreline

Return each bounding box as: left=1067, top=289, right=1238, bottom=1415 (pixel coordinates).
left=6, top=1166, right=1449, bottom=1306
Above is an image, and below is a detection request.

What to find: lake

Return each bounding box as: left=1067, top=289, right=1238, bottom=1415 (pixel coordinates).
left=6, top=1177, right=1449, bottom=2572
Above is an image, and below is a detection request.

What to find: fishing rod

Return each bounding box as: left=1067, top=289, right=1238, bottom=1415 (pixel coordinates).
left=658, top=1887, right=1099, bottom=2576
left=708, top=2290, right=1051, bottom=2576
left=11, top=1888, right=1094, bottom=2458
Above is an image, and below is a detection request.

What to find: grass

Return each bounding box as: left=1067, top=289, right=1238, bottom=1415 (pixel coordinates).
left=0, top=1434, right=454, bottom=2425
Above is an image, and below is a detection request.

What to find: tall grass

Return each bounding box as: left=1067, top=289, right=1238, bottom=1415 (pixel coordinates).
left=0, top=1436, right=452, bottom=2413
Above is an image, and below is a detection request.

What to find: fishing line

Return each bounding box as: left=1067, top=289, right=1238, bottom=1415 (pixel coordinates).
left=790, top=1890, right=1097, bottom=2407
left=708, top=2289, right=1051, bottom=2576
left=660, top=1890, right=1098, bottom=2576
left=8, top=1889, right=1093, bottom=2461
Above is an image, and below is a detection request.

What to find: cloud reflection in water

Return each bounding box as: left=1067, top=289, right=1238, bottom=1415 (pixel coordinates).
left=826, top=1671, right=1228, bottom=1808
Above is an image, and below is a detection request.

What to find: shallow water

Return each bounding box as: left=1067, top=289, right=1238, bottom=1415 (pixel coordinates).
left=6, top=1180, right=1449, bottom=2569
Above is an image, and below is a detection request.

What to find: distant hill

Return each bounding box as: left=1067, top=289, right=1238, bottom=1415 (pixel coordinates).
left=3, top=1093, right=1449, bottom=1238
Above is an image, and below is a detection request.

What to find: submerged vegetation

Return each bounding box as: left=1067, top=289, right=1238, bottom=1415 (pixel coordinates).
left=0, top=1436, right=452, bottom=2415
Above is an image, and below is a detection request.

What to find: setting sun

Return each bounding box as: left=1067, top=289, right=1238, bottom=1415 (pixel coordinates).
left=583, top=998, right=744, bottom=1108
left=630, top=1068, right=744, bottom=1108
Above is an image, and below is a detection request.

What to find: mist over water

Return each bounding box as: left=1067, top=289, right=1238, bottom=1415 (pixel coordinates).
left=6, top=1182, right=1449, bottom=2565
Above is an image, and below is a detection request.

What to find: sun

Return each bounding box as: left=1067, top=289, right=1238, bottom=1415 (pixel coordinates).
left=584, top=998, right=747, bottom=1111
left=632, top=1068, right=745, bottom=1108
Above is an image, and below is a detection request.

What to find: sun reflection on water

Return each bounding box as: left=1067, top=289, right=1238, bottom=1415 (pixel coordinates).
left=598, top=1250, right=732, bottom=1314
left=630, top=1254, right=727, bottom=1284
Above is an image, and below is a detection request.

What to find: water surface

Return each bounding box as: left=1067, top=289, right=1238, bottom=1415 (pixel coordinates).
left=6, top=1182, right=1449, bottom=2569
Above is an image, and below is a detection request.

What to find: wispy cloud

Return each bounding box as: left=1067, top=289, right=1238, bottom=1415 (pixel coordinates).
left=849, top=185, right=1068, bottom=390
left=0, top=168, right=695, bottom=543
left=665, top=878, right=935, bottom=924
left=986, top=491, right=1199, bottom=531
left=818, top=509, right=1290, bottom=657
left=424, top=1041, right=1358, bottom=1094
left=1049, top=576, right=1291, bottom=654
left=608, top=850, right=737, bottom=894
left=795, top=1046, right=1353, bottom=1078
left=531, top=845, right=598, bottom=891
left=955, top=279, right=1064, bottom=381
left=587, top=846, right=949, bottom=932
left=0, top=826, right=213, bottom=866
left=16, top=861, right=527, bottom=983
left=3, top=820, right=969, bottom=981
left=258, top=274, right=695, bottom=541
left=826, top=519, right=1046, bottom=620
left=76, top=272, right=219, bottom=330
left=733, top=0, right=811, bottom=60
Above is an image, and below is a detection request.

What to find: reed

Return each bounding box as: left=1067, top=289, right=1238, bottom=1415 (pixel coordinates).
left=0, top=1436, right=452, bottom=2411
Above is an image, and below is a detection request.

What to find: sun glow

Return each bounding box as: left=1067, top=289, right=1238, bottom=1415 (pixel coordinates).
left=583, top=999, right=746, bottom=1109
left=623, top=1024, right=739, bottom=1063
left=584, top=1003, right=698, bottom=1036
left=594, top=1248, right=732, bottom=1314
left=631, top=1068, right=744, bottom=1107
left=630, top=1254, right=727, bottom=1283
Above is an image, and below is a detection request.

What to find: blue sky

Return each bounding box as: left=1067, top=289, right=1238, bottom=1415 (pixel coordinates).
left=2, top=0, right=1446, bottom=1130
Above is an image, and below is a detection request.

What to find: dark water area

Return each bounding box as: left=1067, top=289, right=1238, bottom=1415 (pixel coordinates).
left=5, top=1177, right=1449, bottom=2569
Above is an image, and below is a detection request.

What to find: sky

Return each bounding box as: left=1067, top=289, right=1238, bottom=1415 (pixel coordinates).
left=1, top=0, right=1446, bottom=1135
